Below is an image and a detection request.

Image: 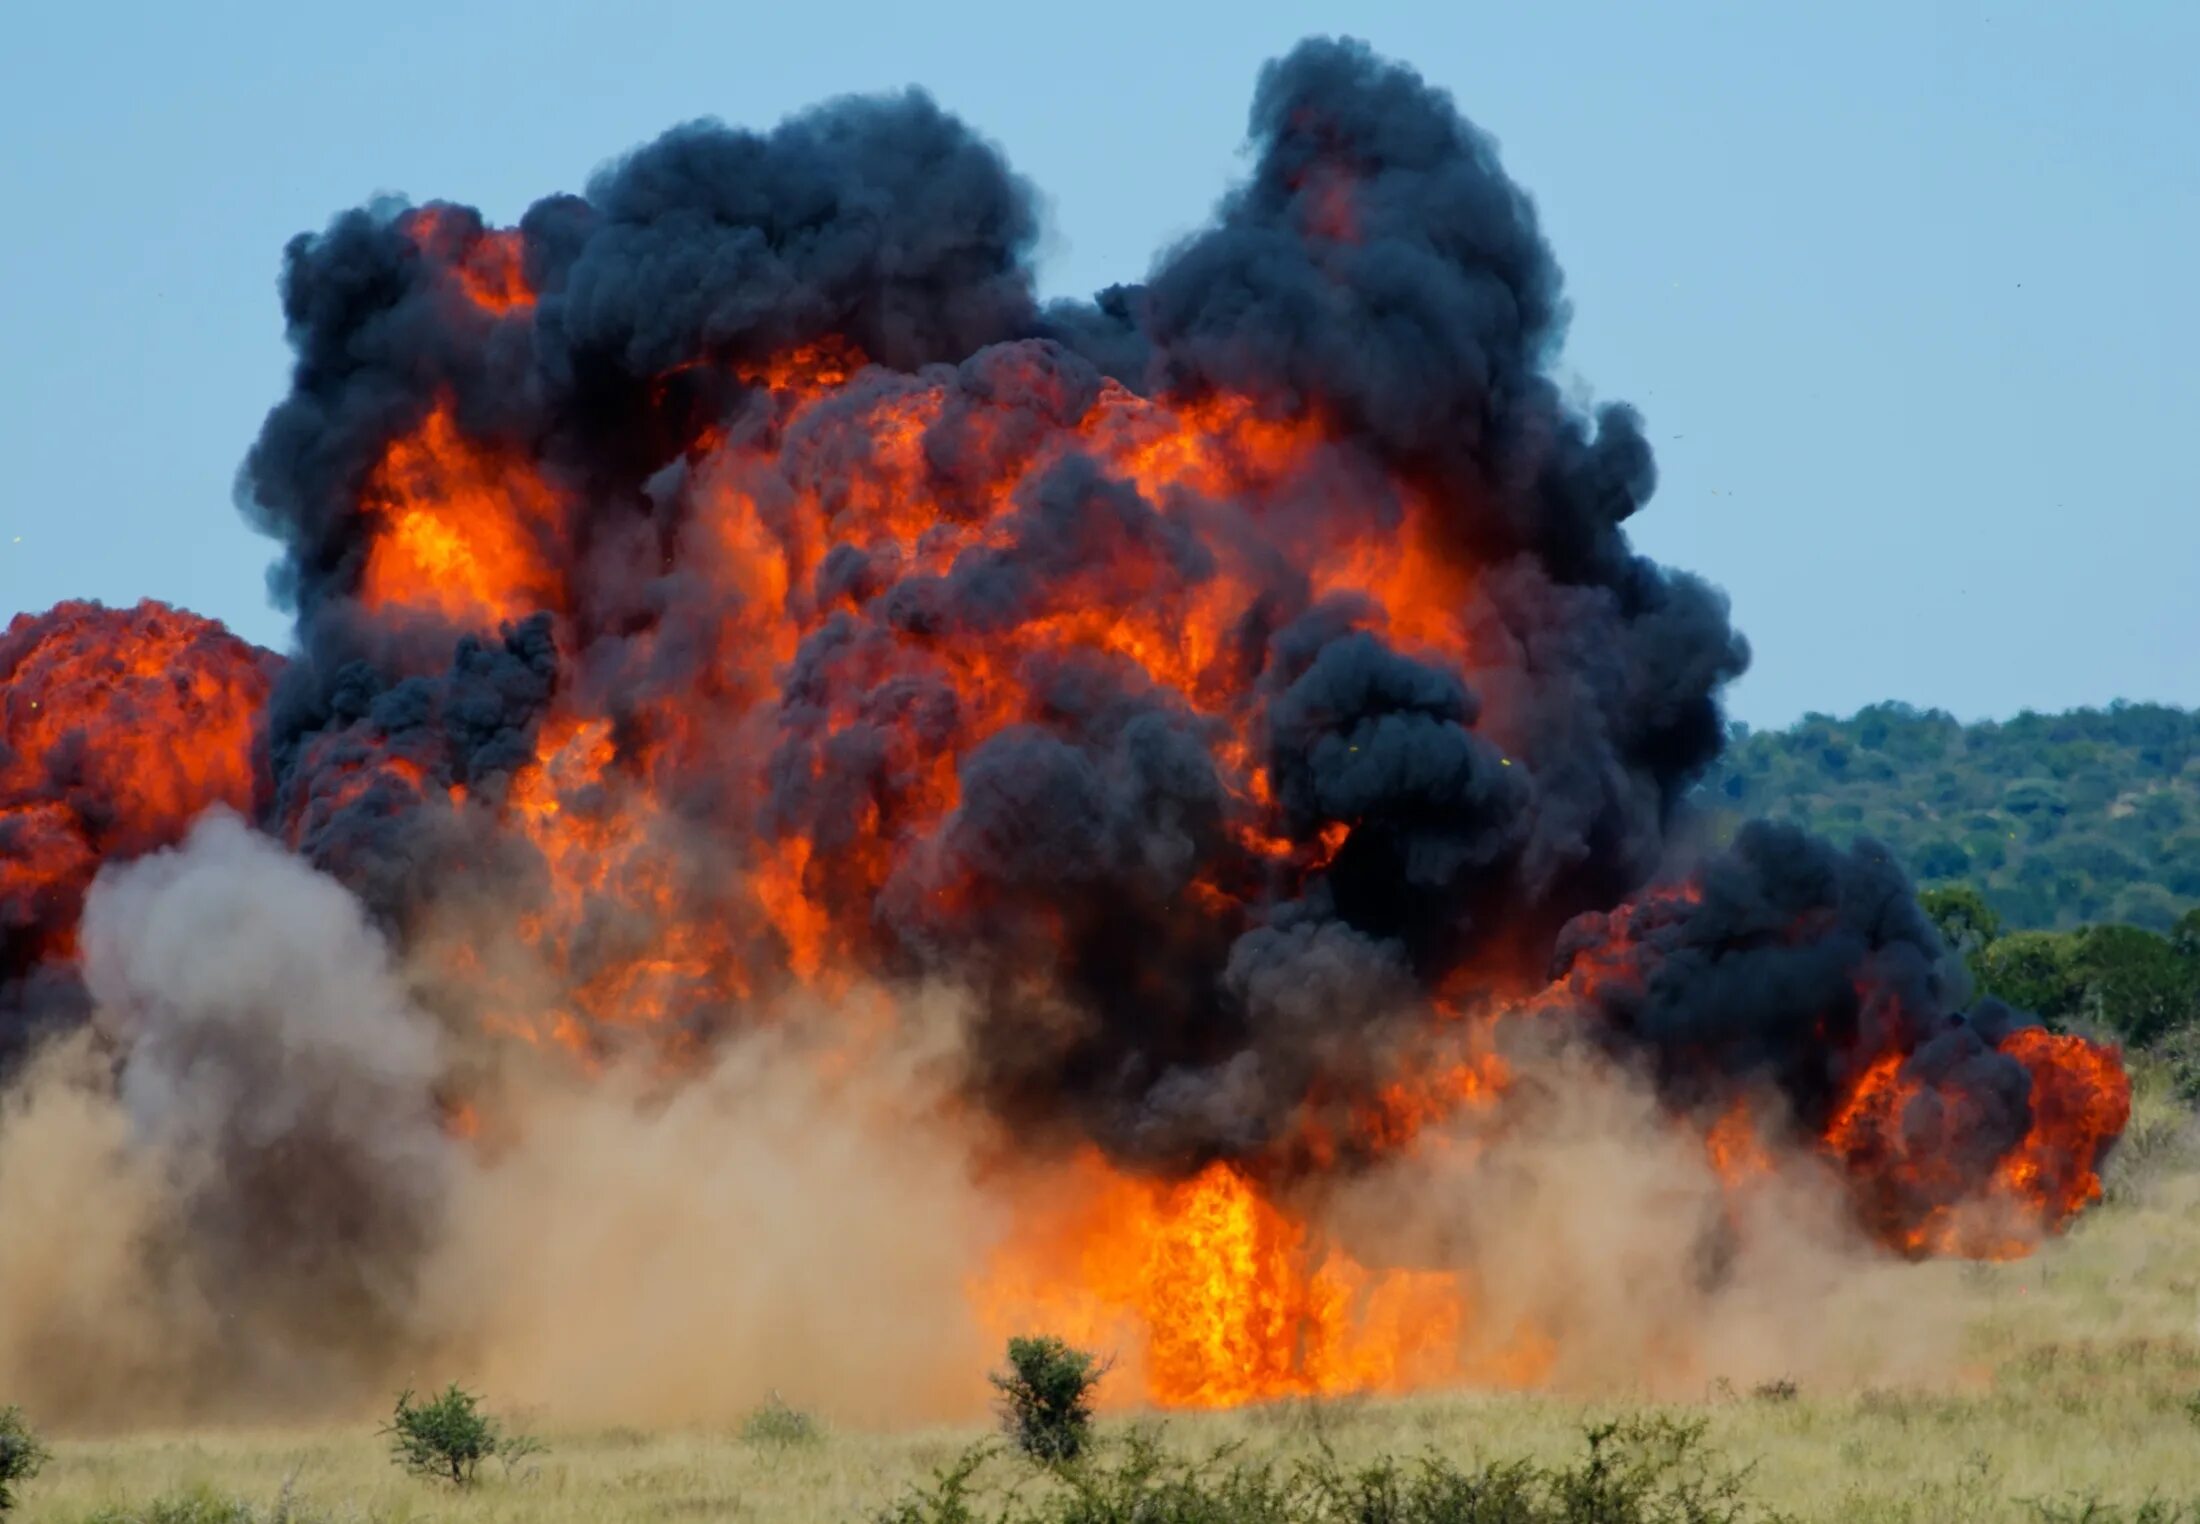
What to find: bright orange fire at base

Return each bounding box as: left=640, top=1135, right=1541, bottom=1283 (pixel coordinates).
left=976, top=1151, right=1552, bottom=1409
left=971, top=1014, right=2130, bottom=1409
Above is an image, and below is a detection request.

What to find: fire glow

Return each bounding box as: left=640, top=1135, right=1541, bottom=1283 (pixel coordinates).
left=0, top=38, right=2130, bottom=1413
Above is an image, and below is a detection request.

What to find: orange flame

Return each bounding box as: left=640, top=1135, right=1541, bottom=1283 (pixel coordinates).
left=322, top=321, right=2132, bottom=1384
left=1703, top=1095, right=1776, bottom=1189
left=1989, top=1027, right=2132, bottom=1231
left=363, top=333, right=1503, bottom=1067
left=405, top=206, right=534, bottom=315
left=1823, top=1028, right=2131, bottom=1258
left=358, top=398, right=567, bottom=625
left=976, top=1153, right=1549, bottom=1408
left=180, top=251, right=2130, bottom=1406
left=0, top=601, right=274, bottom=969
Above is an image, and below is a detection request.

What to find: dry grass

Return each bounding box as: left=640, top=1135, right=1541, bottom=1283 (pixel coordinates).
left=19, top=1080, right=2198, bottom=1524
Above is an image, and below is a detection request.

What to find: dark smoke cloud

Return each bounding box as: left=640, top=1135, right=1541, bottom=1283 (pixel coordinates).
left=1120, top=37, right=1747, bottom=966
left=243, top=89, right=1040, bottom=622
left=0, top=37, right=2133, bottom=1428
left=3, top=35, right=2087, bottom=1243
left=218, top=36, right=1772, bottom=1176
left=239, top=202, right=540, bottom=616
left=1556, top=821, right=1957, bottom=1108
left=265, top=612, right=559, bottom=939
left=1134, top=39, right=1658, bottom=587
left=547, top=89, right=1040, bottom=380
left=1551, top=818, right=2056, bottom=1225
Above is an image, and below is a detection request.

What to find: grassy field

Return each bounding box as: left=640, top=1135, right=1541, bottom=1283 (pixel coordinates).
left=19, top=1080, right=2200, bottom=1524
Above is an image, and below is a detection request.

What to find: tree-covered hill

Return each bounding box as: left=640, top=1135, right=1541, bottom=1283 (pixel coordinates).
left=1696, top=700, right=2200, bottom=931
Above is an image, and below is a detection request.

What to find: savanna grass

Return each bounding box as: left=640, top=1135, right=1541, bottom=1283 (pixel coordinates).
left=17, top=1123, right=2197, bottom=1524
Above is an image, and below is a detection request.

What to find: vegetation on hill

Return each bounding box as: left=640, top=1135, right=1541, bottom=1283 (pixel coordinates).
left=1698, top=701, right=2200, bottom=932
left=1914, top=883, right=2200, bottom=1089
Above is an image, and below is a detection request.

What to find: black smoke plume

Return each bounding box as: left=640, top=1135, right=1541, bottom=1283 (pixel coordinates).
left=0, top=39, right=2122, bottom=1328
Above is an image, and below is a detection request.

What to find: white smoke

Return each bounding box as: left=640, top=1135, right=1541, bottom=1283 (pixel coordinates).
left=0, top=810, right=460, bottom=1419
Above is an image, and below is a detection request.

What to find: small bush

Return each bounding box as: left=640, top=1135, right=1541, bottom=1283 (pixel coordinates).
left=2027, top=1499, right=2199, bottom=1524
left=84, top=1485, right=258, bottom=1524
left=879, top=1416, right=1783, bottom=1524
left=875, top=1446, right=995, bottom=1524
left=82, top=1470, right=325, bottom=1524
left=1053, top=1430, right=1290, bottom=1524
left=381, top=1383, right=539, bottom=1487
left=0, top=1407, right=48, bottom=1515
left=1751, top=1378, right=1799, bottom=1404
left=741, top=1393, right=823, bottom=1448
left=1547, top=1418, right=1760, bottom=1524
left=990, top=1336, right=1108, bottom=1464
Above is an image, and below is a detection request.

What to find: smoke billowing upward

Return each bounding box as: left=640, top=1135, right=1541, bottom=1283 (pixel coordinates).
left=0, top=37, right=2129, bottom=1422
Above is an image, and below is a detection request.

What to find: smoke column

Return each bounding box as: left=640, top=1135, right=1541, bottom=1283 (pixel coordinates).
left=0, top=37, right=2128, bottom=1423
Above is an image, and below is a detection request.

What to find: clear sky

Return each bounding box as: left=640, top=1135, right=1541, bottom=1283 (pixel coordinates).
left=2, top=1, right=2191, bottom=730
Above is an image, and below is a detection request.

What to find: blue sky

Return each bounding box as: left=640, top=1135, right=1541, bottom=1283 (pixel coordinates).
left=1, top=1, right=2191, bottom=729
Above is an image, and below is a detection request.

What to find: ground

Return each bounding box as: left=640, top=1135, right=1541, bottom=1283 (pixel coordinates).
left=21, top=1083, right=2200, bottom=1524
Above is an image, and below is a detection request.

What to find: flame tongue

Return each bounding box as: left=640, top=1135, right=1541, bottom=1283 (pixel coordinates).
left=1995, top=1027, right=2131, bottom=1222
left=979, top=1155, right=1502, bottom=1409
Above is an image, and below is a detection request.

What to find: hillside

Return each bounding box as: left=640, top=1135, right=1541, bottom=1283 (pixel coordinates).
left=1696, top=700, right=2200, bottom=931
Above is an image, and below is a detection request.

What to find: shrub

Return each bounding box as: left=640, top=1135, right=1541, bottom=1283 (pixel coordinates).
left=1975, top=931, right=2085, bottom=1025
left=83, top=1485, right=258, bottom=1524
left=1921, top=884, right=2002, bottom=957
left=2072, top=924, right=2198, bottom=1044
left=2026, top=1499, right=2198, bottom=1524
left=0, top=1408, right=47, bottom=1515
left=381, top=1383, right=539, bottom=1487
left=741, top=1393, right=823, bottom=1448
left=81, top=1478, right=336, bottom=1524
left=877, top=1417, right=1782, bottom=1524
left=875, top=1445, right=994, bottom=1524
left=990, top=1336, right=1108, bottom=1464
left=1547, top=1417, right=1760, bottom=1524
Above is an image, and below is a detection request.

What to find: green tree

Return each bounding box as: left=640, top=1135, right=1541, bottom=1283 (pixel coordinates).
left=382, top=1384, right=539, bottom=1487
left=2070, top=924, right=2199, bottom=1045
left=1912, top=838, right=1972, bottom=881
left=2171, top=839, right=2200, bottom=898
left=1693, top=701, right=2199, bottom=936
left=1974, top=931, right=2084, bottom=1024
left=740, top=1393, right=822, bottom=1447
left=1920, top=884, right=2002, bottom=959
left=990, top=1336, right=1108, bottom=1465
left=0, top=1407, right=48, bottom=1515
left=2110, top=882, right=2185, bottom=933
left=2174, top=907, right=2200, bottom=962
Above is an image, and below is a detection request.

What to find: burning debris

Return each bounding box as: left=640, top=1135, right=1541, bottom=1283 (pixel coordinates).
left=0, top=37, right=2127, bottom=1419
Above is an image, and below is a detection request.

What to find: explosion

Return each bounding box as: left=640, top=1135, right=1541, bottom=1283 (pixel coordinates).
left=0, top=38, right=2128, bottom=1421
left=1, top=601, right=277, bottom=1054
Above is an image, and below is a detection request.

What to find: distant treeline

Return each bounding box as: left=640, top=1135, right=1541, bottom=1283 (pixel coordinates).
left=1698, top=700, right=2199, bottom=932
left=1695, top=700, right=2200, bottom=1078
